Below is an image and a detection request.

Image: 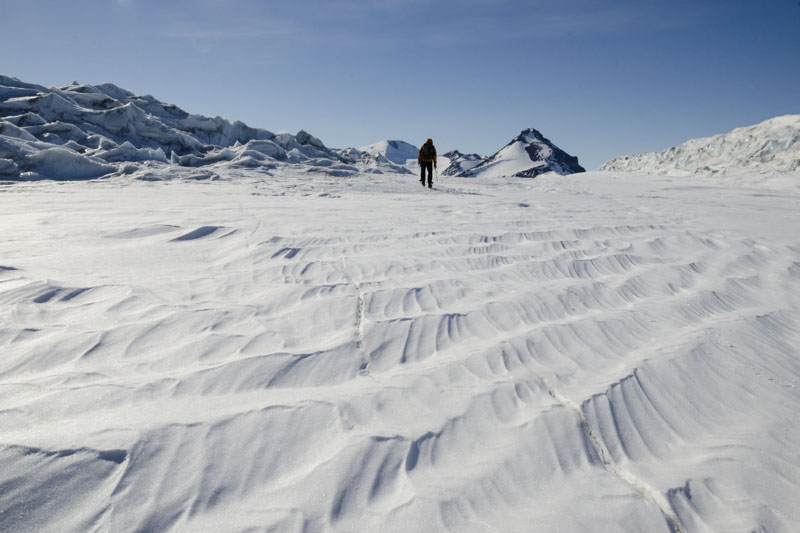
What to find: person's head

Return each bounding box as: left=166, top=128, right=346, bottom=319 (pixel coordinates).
left=426, top=138, right=433, bottom=145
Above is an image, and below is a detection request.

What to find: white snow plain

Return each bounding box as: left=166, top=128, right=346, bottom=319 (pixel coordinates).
left=1, top=166, right=799, bottom=532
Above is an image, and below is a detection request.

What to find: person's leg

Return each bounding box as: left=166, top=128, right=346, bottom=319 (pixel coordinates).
left=426, top=162, right=433, bottom=187
left=420, top=163, right=426, bottom=185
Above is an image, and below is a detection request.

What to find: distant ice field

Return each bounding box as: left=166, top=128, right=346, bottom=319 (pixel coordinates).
left=1, top=169, right=799, bottom=532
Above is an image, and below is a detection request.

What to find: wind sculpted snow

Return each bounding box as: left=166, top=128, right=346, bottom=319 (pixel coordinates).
left=0, top=169, right=799, bottom=532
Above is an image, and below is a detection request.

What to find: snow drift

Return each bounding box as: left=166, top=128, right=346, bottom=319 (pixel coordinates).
left=600, top=114, right=800, bottom=177
left=1, top=167, right=798, bottom=532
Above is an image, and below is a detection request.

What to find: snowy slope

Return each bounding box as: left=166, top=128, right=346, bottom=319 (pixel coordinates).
left=1, top=167, right=799, bottom=532
left=358, top=140, right=419, bottom=165
left=600, top=114, right=800, bottom=177
left=440, top=150, right=486, bottom=176
left=461, top=128, right=585, bottom=178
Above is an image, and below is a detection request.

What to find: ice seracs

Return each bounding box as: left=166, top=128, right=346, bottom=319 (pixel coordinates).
left=0, top=75, right=376, bottom=180
left=600, top=114, right=800, bottom=177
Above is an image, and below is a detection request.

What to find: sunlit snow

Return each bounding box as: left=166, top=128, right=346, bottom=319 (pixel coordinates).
left=1, top=74, right=799, bottom=533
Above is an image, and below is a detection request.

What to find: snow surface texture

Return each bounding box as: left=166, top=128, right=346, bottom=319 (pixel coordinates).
left=0, top=75, right=408, bottom=181
left=600, top=115, right=800, bottom=180
left=1, top=166, right=799, bottom=532
left=448, top=128, right=586, bottom=179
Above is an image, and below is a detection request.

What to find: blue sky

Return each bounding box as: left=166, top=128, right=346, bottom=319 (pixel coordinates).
left=3, top=0, right=799, bottom=169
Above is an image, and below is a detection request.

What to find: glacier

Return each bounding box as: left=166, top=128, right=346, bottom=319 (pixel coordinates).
left=600, top=115, right=800, bottom=179
left=0, top=75, right=407, bottom=181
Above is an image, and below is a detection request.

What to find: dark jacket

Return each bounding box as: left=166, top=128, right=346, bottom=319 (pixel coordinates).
left=418, top=139, right=437, bottom=165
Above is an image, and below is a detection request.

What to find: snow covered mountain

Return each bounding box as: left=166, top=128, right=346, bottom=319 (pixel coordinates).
left=600, top=115, right=800, bottom=177
left=455, top=128, right=585, bottom=178
left=463, top=128, right=586, bottom=178
left=439, top=130, right=584, bottom=179
left=0, top=75, right=401, bottom=180
left=440, top=150, right=486, bottom=176
left=357, top=140, right=418, bottom=165
left=339, top=139, right=416, bottom=175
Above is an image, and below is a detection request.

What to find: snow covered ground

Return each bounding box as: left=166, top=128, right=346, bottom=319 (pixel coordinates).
left=1, top=167, right=799, bottom=532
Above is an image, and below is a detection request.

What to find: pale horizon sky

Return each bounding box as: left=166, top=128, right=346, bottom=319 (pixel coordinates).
left=3, top=0, right=799, bottom=169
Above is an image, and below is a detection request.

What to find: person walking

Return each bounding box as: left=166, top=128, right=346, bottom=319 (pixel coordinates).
left=418, top=138, right=437, bottom=188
